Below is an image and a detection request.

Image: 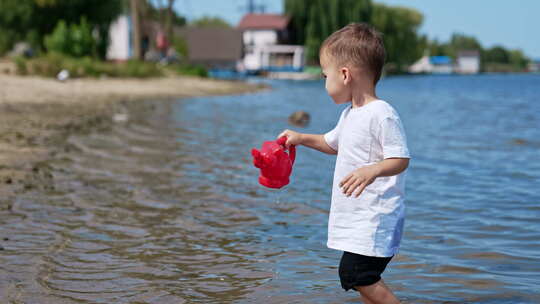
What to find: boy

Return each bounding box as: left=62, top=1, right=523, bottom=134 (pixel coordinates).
left=278, top=23, right=409, bottom=304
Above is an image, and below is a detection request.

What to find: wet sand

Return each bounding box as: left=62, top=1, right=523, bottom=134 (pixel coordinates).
left=0, top=74, right=266, bottom=205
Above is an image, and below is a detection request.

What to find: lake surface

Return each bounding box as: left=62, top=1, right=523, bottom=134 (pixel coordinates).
left=1, top=74, right=539, bottom=303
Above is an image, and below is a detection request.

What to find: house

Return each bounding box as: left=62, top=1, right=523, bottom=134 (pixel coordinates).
left=430, top=56, right=453, bottom=74
left=408, top=55, right=431, bottom=74
left=456, top=50, right=480, bottom=74
left=237, top=13, right=304, bottom=73
left=176, top=27, right=243, bottom=70
left=408, top=55, right=453, bottom=74
left=528, top=59, right=540, bottom=73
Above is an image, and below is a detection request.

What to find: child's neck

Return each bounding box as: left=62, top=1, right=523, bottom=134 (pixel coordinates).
left=350, top=87, right=378, bottom=108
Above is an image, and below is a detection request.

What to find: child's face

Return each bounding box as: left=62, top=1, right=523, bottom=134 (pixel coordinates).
left=320, top=54, right=351, bottom=104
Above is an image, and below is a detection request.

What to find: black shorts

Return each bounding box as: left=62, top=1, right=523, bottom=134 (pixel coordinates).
left=338, top=251, right=393, bottom=291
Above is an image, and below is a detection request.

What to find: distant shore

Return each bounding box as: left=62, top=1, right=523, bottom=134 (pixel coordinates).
left=0, top=73, right=267, bottom=201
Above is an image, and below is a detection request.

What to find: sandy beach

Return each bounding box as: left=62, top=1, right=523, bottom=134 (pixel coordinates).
left=0, top=72, right=266, bottom=203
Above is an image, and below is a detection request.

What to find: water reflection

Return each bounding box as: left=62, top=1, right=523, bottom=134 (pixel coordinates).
left=1, top=74, right=539, bottom=303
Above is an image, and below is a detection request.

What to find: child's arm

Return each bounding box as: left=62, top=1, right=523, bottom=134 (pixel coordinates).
left=340, top=158, right=409, bottom=197
left=278, top=129, right=337, bottom=155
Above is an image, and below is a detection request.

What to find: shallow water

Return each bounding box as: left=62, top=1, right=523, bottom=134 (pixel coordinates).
left=1, top=74, right=540, bottom=303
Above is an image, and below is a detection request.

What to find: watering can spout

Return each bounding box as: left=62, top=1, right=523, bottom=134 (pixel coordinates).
left=251, top=148, right=263, bottom=168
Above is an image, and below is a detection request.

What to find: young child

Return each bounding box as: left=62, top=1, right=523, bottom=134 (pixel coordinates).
left=278, top=23, right=410, bottom=304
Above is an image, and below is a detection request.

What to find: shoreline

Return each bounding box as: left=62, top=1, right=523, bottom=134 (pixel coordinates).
left=0, top=74, right=267, bottom=202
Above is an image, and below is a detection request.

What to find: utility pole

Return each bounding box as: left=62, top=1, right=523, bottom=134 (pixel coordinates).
left=166, top=0, right=175, bottom=45
left=130, top=0, right=142, bottom=60
left=246, top=0, right=265, bottom=14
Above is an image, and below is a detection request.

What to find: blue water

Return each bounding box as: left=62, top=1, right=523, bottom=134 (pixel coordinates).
left=2, top=74, right=539, bottom=303
left=172, top=74, right=540, bottom=303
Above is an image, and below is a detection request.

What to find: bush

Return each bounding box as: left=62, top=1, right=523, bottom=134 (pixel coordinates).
left=483, top=62, right=526, bottom=73
left=44, top=20, right=71, bottom=56
left=14, top=54, right=163, bottom=78
left=0, top=31, right=16, bottom=56
left=169, top=64, right=208, bottom=77
left=14, top=54, right=211, bottom=79
left=116, top=60, right=163, bottom=78
left=14, top=56, right=28, bottom=75
left=173, top=36, right=189, bottom=60
left=44, top=18, right=96, bottom=57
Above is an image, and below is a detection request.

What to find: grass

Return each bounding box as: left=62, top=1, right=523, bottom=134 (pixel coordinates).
left=482, top=62, right=528, bottom=73
left=14, top=53, right=209, bottom=78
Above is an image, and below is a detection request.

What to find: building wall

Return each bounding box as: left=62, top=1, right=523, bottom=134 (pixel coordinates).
left=457, top=56, right=480, bottom=74
left=432, top=64, right=453, bottom=74
left=106, top=15, right=130, bottom=61
left=243, top=30, right=277, bottom=46
left=243, top=49, right=261, bottom=70
left=528, top=61, right=540, bottom=73
left=243, top=44, right=304, bottom=71
left=408, top=56, right=432, bottom=73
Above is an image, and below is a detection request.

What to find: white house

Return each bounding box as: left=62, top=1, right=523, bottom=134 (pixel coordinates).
left=528, top=59, right=540, bottom=73
left=237, top=13, right=304, bottom=72
left=408, top=55, right=431, bottom=73
left=408, top=55, right=454, bottom=74
left=456, top=50, right=480, bottom=74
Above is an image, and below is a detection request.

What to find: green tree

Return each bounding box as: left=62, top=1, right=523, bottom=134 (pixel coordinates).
left=285, top=0, right=372, bottom=63
left=0, top=0, right=122, bottom=58
left=482, top=45, right=529, bottom=71
left=426, top=33, right=482, bottom=62
left=283, top=0, right=528, bottom=73
left=372, top=4, right=424, bottom=72
left=447, top=33, right=482, bottom=58
left=284, top=0, right=308, bottom=44
left=304, top=3, right=321, bottom=63
left=147, top=0, right=185, bottom=50
left=508, top=49, right=529, bottom=69
left=483, top=46, right=510, bottom=63
left=427, top=39, right=451, bottom=57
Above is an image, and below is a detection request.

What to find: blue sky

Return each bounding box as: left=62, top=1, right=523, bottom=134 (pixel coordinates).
left=173, top=0, right=540, bottom=59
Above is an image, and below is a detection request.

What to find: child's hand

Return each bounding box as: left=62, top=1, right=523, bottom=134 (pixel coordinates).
left=339, top=165, right=380, bottom=197
left=277, top=129, right=303, bottom=148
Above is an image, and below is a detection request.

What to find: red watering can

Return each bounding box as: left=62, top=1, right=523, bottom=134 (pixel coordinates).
left=251, top=136, right=296, bottom=189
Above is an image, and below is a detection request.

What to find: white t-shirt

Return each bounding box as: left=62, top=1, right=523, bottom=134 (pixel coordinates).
left=324, top=100, right=410, bottom=257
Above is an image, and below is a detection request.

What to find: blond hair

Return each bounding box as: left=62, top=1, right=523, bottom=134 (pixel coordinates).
left=320, top=23, right=386, bottom=85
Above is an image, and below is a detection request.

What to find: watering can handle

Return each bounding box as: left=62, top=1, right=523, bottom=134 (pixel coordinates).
left=277, top=136, right=296, bottom=165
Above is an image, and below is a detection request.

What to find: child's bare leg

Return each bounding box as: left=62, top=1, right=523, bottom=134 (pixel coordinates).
left=354, top=279, right=400, bottom=304
left=359, top=294, right=375, bottom=304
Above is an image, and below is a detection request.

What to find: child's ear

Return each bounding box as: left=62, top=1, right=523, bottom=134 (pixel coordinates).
left=341, top=67, right=351, bottom=85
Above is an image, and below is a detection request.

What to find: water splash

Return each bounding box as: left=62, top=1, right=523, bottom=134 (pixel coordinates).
left=262, top=186, right=285, bottom=204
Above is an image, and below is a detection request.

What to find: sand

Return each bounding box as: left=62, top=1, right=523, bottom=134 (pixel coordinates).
left=0, top=72, right=267, bottom=203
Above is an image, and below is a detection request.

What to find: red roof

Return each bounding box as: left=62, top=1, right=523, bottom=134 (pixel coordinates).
left=237, top=14, right=290, bottom=30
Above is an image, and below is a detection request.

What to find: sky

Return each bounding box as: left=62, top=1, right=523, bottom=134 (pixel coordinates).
left=173, top=0, right=540, bottom=59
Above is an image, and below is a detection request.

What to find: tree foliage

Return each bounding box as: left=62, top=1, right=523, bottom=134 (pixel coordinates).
left=146, top=3, right=186, bottom=27
left=284, top=0, right=530, bottom=72
left=285, top=0, right=423, bottom=69
left=285, top=0, right=372, bottom=64
left=427, top=33, right=529, bottom=71
left=0, top=0, right=122, bottom=57
left=371, top=4, right=424, bottom=71
left=483, top=46, right=510, bottom=64
left=482, top=45, right=528, bottom=71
